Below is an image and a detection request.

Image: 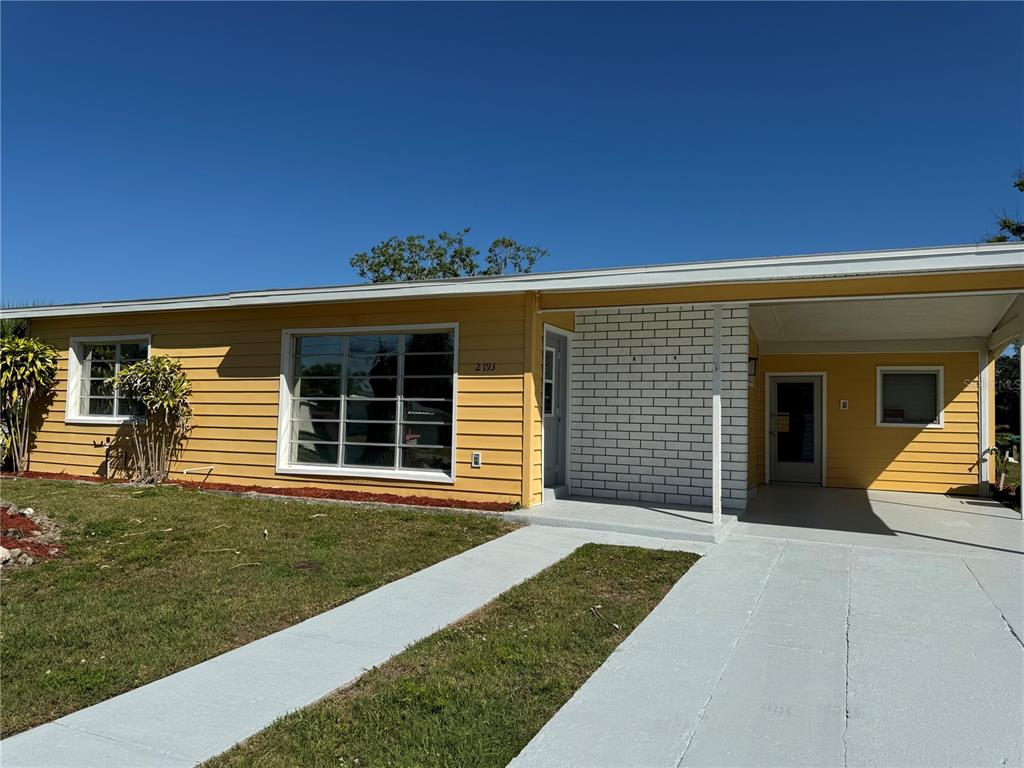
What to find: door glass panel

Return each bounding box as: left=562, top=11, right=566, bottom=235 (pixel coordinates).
left=776, top=382, right=814, bottom=463
left=543, top=347, right=555, bottom=417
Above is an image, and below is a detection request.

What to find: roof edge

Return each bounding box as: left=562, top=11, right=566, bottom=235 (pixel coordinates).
left=4, top=242, right=1021, bottom=320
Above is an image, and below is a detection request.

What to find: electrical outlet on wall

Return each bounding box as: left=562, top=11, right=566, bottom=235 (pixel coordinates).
left=471, top=452, right=482, bottom=469
left=840, top=400, right=849, bottom=411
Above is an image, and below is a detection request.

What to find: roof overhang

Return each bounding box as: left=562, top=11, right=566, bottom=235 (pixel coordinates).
left=3, top=242, right=1022, bottom=320
left=750, top=293, right=1020, bottom=353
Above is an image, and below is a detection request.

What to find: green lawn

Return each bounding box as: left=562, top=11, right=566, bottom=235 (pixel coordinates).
left=0, top=478, right=516, bottom=735
left=208, top=543, right=697, bottom=768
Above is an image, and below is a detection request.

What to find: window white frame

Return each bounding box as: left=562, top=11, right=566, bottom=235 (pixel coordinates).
left=65, top=335, right=152, bottom=425
left=276, top=323, right=459, bottom=483
left=875, top=366, right=944, bottom=429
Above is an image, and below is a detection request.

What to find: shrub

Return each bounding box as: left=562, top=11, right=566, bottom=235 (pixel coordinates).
left=995, top=431, right=1021, bottom=496
left=109, top=355, right=193, bottom=484
left=0, top=336, right=59, bottom=472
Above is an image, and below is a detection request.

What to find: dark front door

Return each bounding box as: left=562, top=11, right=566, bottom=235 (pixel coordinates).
left=769, top=376, right=823, bottom=484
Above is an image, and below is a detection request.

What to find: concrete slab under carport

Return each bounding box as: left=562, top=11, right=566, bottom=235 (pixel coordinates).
left=739, top=485, right=1023, bottom=557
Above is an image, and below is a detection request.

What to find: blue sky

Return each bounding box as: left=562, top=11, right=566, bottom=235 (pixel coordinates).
left=2, top=2, right=1021, bottom=305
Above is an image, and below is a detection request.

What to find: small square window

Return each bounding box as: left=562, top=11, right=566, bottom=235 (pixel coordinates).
left=67, top=337, right=151, bottom=423
left=876, top=367, right=942, bottom=428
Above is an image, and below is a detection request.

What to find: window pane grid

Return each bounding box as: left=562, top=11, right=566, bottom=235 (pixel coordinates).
left=287, top=331, right=454, bottom=473
left=80, top=340, right=147, bottom=418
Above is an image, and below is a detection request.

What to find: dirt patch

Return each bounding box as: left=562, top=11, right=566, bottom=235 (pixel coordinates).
left=1, top=502, right=64, bottom=566
left=1, top=470, right=122, bottom=485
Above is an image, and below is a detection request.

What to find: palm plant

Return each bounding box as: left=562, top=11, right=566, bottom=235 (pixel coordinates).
left=108, top=355, right=193, bottom=483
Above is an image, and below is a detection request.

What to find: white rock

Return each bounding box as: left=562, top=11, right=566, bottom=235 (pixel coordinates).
left=0, top=546, right=9, bottom=564
left=21, top=507, right=34, bottom=517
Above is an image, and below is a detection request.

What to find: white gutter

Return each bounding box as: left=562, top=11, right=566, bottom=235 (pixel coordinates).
left=3, top=242, right=1021, bottom=320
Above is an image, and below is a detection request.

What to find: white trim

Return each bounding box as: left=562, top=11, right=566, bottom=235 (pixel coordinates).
left=978, top=350, right=989, bottom=496
left=65, top=334, right=152, bottom=425
left=875, top=366, right=944, bottom=429
left=764, top=372, right=828, bottom=486
left=539, top=288, right=1022, bottom=315
left=759, top=338, right=986, bottom=355
left=712, top=305, right=723, bottom=525
left=275, top=323, right=459, bottom=484
left=541, top=323, right=573, bottom=492
left=5, top=243, right=1021, bottom=319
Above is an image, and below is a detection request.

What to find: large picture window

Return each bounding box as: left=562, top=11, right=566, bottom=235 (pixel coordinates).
left=279, top=327, right=456, bottom=480
left=66, top=336, right=150, bottom=423
left=876, top=366, right=943, bottom=428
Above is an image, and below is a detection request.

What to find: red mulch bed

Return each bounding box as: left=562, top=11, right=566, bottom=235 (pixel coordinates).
left=1, top=471, right=515, bottom=512
left=173, top=481, right=515, bottom=512
left=1, top=504, right=64, bottom=560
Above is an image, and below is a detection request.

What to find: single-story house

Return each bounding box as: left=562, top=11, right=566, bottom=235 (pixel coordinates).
left=6, top=243, right=1023, bottom=519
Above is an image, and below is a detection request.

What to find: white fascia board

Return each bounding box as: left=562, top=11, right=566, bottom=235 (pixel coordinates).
left=4, top=242, right=1022, bottom=320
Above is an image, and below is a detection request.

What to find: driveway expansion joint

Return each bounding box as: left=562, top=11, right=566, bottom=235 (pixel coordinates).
left=673, top=540, right=787, bottom=768
left=842, top=544, right=853, bottom=768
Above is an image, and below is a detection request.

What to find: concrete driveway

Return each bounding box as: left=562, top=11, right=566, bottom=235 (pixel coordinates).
left=510, top=503, right=1024, bottom=767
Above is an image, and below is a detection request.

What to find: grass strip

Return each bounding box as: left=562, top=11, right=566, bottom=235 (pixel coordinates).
left=0, top=478, right=516, bottom=734
left=208, top=543, right=697, bottom=768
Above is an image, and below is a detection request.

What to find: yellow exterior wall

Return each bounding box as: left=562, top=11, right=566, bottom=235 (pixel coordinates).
left=758, top=351, right=982, bottom=495
left=28, top=294, right=539, bottom=507
left=23, top=267, right=1012, bottom=507
left=747, top=327, right=764, bottom=489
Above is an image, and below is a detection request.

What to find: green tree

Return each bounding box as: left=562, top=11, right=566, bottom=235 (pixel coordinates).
left=985, top=169, right=1024, bottom=242
left=1, top=303, right=31, bottom=339
left=351, top=228, right=547, bottom=283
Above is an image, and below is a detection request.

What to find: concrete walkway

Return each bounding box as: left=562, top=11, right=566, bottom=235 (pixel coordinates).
left=0, top=526, right=704, bottom=768
left=506, top=496, right=738, bottom=543
left=510, top=535, right=1024, bottom=768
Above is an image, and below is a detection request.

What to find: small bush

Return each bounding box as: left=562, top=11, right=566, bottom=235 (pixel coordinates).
left=109, top=355, right=193, bottom=484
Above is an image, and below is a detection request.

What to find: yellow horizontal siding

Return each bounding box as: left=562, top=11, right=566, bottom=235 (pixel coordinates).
left=759, top=351, right=982, bottom=495
left=28, top=294, right=535, bottom=507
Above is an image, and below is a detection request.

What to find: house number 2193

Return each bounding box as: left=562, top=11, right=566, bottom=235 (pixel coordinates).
left=475, top=362, right=496, bottom=372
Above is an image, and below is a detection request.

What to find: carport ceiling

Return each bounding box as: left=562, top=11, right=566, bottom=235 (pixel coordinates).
left=749, top=294, right=1016, bottom=342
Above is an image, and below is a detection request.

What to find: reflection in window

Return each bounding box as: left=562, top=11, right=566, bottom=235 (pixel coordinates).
left=879, top=370, right=941, bottom=426
left=288, top=330, right=455, bottom=473
left=75, top=340, right=149, bottom=418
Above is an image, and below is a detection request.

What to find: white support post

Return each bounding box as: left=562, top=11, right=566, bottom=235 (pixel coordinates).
left=979, top=349, right=989, bottom=497
left=1019, top=298, right=1023, bottom=503
left=712, top=305, right=723, bottom=526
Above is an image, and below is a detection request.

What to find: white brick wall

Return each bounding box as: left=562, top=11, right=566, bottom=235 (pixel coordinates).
left=569, top=304, right=748, bottom=509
